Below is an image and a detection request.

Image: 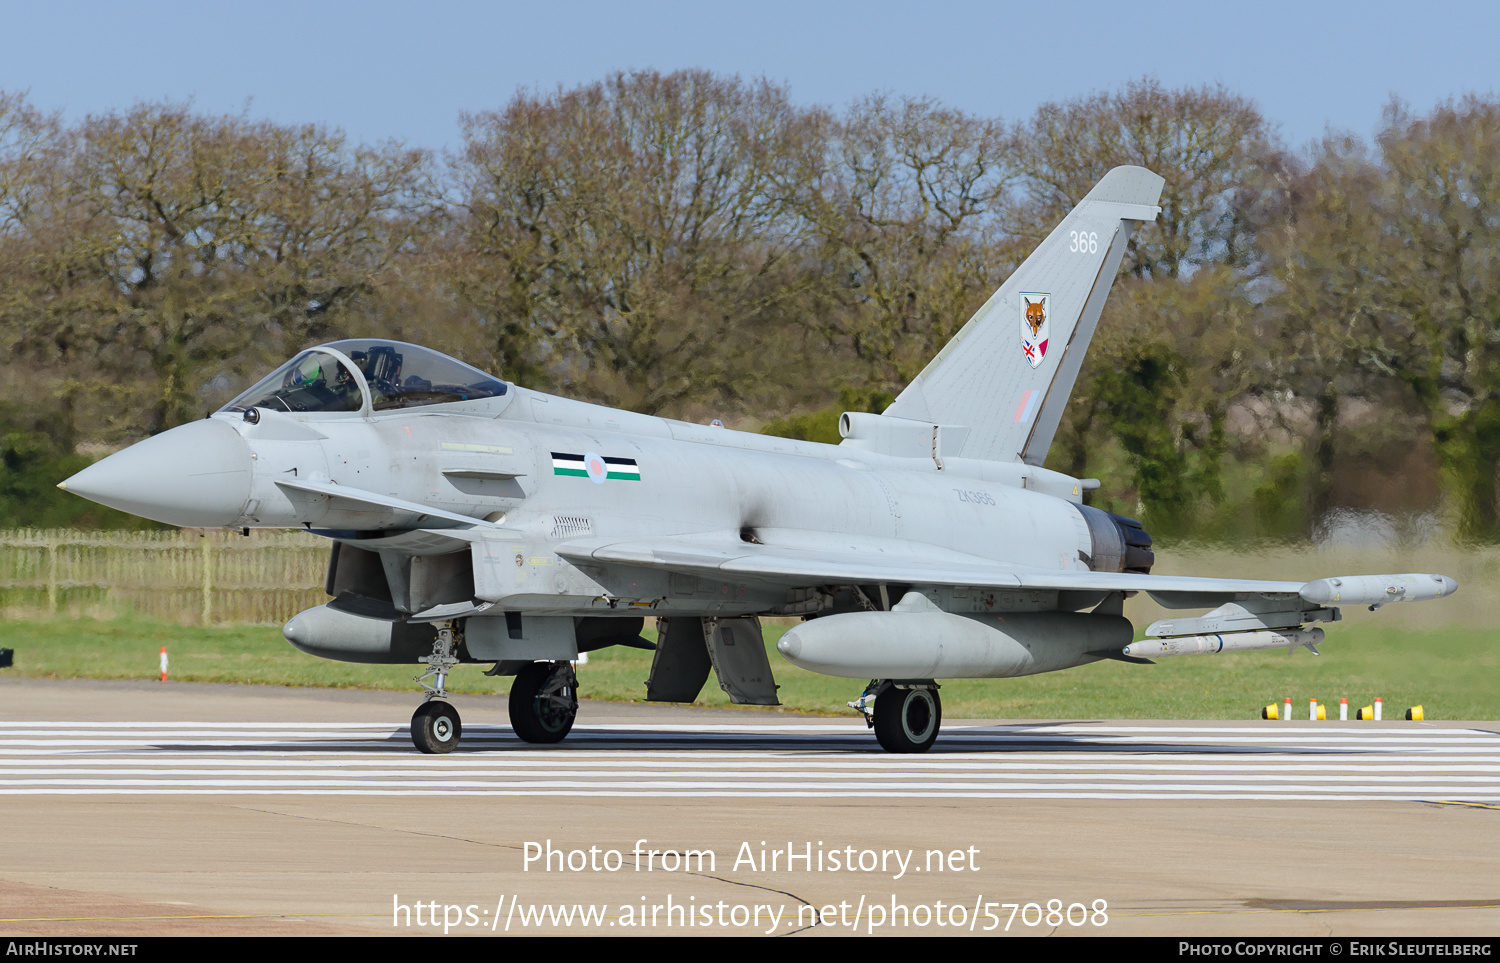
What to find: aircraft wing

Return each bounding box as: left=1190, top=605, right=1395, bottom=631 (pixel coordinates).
left=555, top=532, right=1452, bottom=608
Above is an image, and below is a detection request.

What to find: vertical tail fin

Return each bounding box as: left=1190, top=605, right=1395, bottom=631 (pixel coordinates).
left=881, top=165, right=1163, bottom=465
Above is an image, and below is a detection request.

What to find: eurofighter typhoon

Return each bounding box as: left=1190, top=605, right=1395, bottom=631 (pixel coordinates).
left=60, top=167, right=1457, bottom=753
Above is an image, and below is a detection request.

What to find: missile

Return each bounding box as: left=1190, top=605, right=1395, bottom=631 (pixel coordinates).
left=776, top=591, right=1131, bottom=679
left=1122, top=628, right=1325, bottom=659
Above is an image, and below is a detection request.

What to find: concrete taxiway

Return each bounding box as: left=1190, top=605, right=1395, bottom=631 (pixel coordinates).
left=1, top=677, right=1496, bottom=937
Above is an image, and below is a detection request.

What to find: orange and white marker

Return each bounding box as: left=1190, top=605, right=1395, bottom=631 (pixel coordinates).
left=1374, top=697, right=1383, bottom=721
left=1340, top=697, right=1348, bottom=721
left=1283, top=697, right=1292, bottom=721
left=159, top=646, right=168, bottom=682
left=1309, top=698, right=1318, bottom=721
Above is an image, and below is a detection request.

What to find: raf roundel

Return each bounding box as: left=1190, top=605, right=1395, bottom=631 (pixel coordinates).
left=584, top=451, right=608, bottom=485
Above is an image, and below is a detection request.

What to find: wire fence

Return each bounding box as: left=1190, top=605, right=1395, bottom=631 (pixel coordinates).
left=0, top=529, right=329, bottom=625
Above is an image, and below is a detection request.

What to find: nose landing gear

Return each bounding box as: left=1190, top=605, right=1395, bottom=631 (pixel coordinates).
left=405, top=616, right=582, bottom=751
left=411, top=620, right=463, bottom=754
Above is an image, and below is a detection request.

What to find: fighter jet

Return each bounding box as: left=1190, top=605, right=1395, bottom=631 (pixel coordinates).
left=60, top=166, right=1457, bottom=753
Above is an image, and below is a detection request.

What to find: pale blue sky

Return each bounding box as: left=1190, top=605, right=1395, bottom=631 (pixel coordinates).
left=4, top=0, right=1496, bottom=154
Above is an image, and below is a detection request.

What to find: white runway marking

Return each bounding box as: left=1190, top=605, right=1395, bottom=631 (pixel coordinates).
left=0, top=722, right=1495, bottom=800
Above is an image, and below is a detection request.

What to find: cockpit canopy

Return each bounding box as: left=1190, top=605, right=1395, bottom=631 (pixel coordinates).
left=221, top=339, right=508, bottom=415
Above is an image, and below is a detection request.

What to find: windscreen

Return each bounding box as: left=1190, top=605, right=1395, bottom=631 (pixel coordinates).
left=221, top=350, right=363, bottom=414
left=221, top=340, right=508, bottom=415
left=325, top=340, right=507, bottom=411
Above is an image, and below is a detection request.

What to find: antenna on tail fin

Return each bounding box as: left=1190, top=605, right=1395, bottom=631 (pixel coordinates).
left=879, top=165, right=1163, bottom=465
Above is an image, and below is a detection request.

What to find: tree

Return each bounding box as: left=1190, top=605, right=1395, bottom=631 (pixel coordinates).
left=1376, top=96, right=1500, bottom=540
left=452, top=70, right=824, bottom=415
left=1263, top=135, right=1401, bottom=524
left=1015, top=76, right=1283, bottom=281
left=1032, top=80, right=1287, bottom=529
left=799, top=95, right=1022, bottom=389
left=0, top=91, right=60, bottom=240
left=10, top=102, right=430, bottom=433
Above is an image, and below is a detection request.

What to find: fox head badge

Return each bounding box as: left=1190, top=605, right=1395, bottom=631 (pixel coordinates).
left=1021, top=293, right=1049, bottom=369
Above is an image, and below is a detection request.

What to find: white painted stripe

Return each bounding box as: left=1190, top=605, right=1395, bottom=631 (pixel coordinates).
left=2, top=721, right=404, bottom=729
left=4, top=721, right=1493, bottom=737
left=1, top=759, right=1494, bottom=772
left=3, top=722, right=1494, bottom=800
left=1, top=791, right=1495, bottom=801
left=0, top=774, right=1494, bottom=789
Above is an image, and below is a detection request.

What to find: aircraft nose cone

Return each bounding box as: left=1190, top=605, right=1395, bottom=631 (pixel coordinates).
left=60, top=419, right=253, bottom=527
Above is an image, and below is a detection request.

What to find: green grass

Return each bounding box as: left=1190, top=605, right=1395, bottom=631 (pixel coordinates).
left=1, top=617, right=1496, bottom=720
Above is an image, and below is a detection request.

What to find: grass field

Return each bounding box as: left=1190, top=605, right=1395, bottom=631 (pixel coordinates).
left=3, top=616, right=1496, bottom=721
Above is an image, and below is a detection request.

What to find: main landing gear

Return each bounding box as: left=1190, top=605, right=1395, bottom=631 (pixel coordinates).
left=851, top=680, right=942, bottom=753
left=508, top=661, right=579, bottom=744
left=406, top=618, right=581, bottom=753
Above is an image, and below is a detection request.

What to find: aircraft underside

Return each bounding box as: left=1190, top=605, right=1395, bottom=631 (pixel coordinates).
left=283, top=546, right=1150, bottom=754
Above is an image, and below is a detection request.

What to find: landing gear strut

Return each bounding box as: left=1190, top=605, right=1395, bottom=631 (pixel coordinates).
left=852, top=680, right=941, bottom=753
left=411, top=620, right=463, bottom=754
left=509, top=661, right=579, bottom=744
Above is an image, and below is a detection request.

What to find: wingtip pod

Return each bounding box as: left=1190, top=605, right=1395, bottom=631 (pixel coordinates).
left=1299, top=573, right=1458, bottom=607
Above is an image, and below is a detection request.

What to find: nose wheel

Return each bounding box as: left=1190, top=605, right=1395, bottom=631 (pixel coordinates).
left=411, top=700, right=462, bottom=754
left=509, top=661, right=579, bottom=744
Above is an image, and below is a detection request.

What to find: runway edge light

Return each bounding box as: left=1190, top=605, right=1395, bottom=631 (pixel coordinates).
left=1261, top=703, right=1279, bottom=720
left=1407, top=706, right=1424, bottom=721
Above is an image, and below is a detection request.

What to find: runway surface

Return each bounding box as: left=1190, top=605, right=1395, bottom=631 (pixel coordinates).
left=3, top=719, right=1499, bottom=801
left=2, top=679, right=1497, bottom=937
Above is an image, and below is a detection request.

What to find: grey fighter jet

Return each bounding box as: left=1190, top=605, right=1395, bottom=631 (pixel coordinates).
left=60, top=166, right=1457, bottom=753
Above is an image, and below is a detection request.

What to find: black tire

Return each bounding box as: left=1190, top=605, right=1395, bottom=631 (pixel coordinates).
left=412, top=700, right=462, bottom=754
left=509, top=661, right=578, bottom=744
left=872, top=685, right=941, bottom=753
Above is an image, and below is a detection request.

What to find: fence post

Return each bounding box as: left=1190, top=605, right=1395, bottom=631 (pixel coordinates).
left=201, top=534, right=213, bottom=625
left=47, top=532, right=58, bottom=616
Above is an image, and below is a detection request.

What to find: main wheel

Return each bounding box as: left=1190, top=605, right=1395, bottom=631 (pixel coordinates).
left=412, top=700, right=462, bottom=754
left=509, top=661, right=578, bottom=744
left=872, top=685, right=941, bottom=753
